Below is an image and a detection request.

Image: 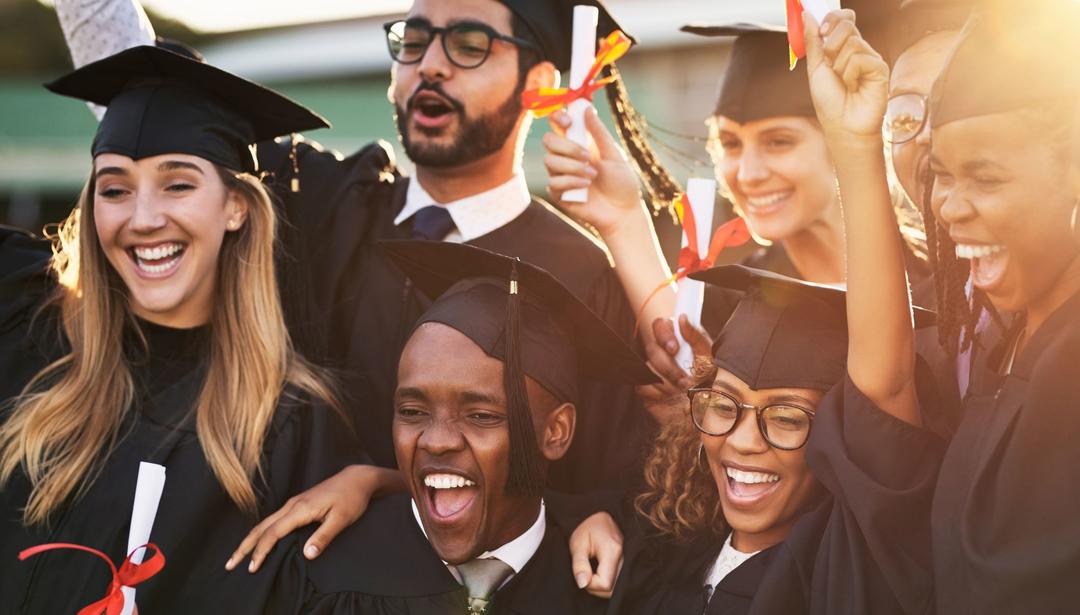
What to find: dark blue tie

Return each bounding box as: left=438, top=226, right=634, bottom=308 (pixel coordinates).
left=410, top=205, right=455, bottom=241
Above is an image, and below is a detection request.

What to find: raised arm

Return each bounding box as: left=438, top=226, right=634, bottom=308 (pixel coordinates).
left=543, top=107, right=676, bottom=346
left=804, top=10, right=920, bottom=425
left=54, top=0, right=156, bottom=119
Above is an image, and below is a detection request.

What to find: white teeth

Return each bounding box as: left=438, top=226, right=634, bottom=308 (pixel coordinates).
left=137, top=261, right=174, bottom=274
left=725, top=467, right=780, bottom=484
left=746, top=191, right=792, bottom=208
left=133, top=243, right=184, bottom=261
left=423, top=473, right=476, bottom=489
left=954, top=243, right=1006, bottom=260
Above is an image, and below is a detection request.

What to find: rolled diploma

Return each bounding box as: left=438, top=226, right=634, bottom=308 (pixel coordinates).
left=802, top=0, right=833, bottom=22
left=562, top=5, right=599, bottom=203
left=120, top=462, right=166, bottom=615
left=674, top=178, right=717, bottom=371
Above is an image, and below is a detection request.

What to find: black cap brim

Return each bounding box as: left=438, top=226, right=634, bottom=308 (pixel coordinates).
left=46, top=45, right=329, bottom=143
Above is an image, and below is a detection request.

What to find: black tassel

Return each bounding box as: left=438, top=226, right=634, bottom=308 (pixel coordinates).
left=503, top=260, right=545, bottom=496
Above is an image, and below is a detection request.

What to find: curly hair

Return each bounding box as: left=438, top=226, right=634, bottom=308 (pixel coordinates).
left=635, top=359, right=726, bottom=542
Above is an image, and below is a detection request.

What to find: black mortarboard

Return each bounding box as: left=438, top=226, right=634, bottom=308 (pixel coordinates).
left=500, top=0, right=631, bottom=72
left=842, top=0, right=972, bottom=66
left=692, top=265, right=935, bottom=392
left=381, top=240, right=656, bottom=495
left=681, top=23, right=816, bottom=123
left=930, top=1, right=1080, bottom=128
left=45, top=45, right=329, bottom=174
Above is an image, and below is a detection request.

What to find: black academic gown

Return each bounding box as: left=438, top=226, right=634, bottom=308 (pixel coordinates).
left=930, top=289, right=1080, bottom=614
left=0, top=226, right=56, bottom=405
left=268, top=493, right=607, bottom=615
left=608, top=525, right=778, bottom=615
left=260, top=139, right=653, bottom=493
left=609, top=373, right=944, bottom=615
left=0, top=229, right=363, bottom=614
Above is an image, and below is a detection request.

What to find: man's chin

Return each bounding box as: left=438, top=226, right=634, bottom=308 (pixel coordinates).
left=428, top=531, right=484, bottom=565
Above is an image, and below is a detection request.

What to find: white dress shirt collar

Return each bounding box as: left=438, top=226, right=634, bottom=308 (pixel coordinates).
left=394, top=173, right=531, bottom=243
left=411, top=498, right=547, bottom=578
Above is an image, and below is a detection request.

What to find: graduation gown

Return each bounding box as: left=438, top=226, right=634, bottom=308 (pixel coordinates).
left=609, top=373, right=944, bottom=615
left=268, top=493, right=607, bottom=615
left=0, top=226, right=56, bottom=405
left=930, top=289, right=1080, bottom=614
left=261, top=139, right=653, bottom=493
left=608, top=526, right=778, bottom=615
left=0, top=229, right=363, bottom=614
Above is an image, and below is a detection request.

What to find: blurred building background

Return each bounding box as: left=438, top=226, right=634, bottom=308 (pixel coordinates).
left=0, top=0, right=785, bottom=241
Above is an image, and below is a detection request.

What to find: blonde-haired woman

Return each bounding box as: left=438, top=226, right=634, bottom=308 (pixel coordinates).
left=0, top=46, right=376, bottom=614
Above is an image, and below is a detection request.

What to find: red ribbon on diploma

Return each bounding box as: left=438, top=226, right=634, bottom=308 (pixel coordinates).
left=19, top=542, right=165, bottom=615
left=786, top=0, right=807, bottom=70
left=521, top=30, right=632, bottom=117
left=633, top=193, right=752, bottom=336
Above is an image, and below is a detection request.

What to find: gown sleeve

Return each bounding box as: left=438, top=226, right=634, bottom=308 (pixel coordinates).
left=0, top=227, right=60, bottom=408
left=256, top=137, right=401, bottom=365
left=260, top=387, right=372, bottom=512
left=750, top=365, right=946, bottom=615
left=53, top=0, right=157, bottom=119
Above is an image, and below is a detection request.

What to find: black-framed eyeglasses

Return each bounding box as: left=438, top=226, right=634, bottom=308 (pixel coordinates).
left=383, top=19, right=539, bottom=69
left=884, top=92, right=928, bottom=145
left=687, top=388, right=816, bottom=451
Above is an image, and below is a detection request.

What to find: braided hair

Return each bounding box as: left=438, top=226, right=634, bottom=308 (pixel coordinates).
left=917, top=164, right=986, bottom=359
left=603, top=64, right=683, bottom=218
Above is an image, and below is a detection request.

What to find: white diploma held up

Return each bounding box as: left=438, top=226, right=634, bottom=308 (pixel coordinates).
left=803, top=0, right=834, bottom=23
left=562, top=4, right=599, bottom=204
left=674, top=178, right=717, bottom=371
left=121, top=462, right=166, bottom=615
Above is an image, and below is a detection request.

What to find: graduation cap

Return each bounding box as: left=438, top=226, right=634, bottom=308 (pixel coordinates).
left=381, top=240, right=656, bottom=496
left=45, top=45, right=329, bottom=175
left=841, top=0, right=973, bottom=66
left=681, top=23, right=816, bottom=124
left=500, top=0, right=631, bottom=72
left=691, top=265, right=935, bottom=392
left=930, top=1, right=1080, bottom=128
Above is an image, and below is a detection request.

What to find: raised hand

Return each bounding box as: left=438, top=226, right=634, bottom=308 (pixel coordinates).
left=804, top=10, right=889, bottom=142
left=543, top=107, right=644, bottom=237
left=637, top=315, right=714, bottom=424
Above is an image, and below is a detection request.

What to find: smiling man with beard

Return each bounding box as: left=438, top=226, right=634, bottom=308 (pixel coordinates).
left=263, top=241, right=657, bottom=614
left=53, top=0, right=657, bottom=496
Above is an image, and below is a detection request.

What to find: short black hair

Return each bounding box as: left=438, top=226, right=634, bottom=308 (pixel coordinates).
left=510, top=12, right=543, bottom=80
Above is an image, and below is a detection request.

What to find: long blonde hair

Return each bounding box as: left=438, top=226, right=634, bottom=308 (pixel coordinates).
left=0, top=166, right=337, bottom=526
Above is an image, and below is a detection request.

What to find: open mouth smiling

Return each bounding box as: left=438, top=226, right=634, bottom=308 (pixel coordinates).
left=421, top=470, right=480, bottom=523
left=128, top=241, right=186, bottom=277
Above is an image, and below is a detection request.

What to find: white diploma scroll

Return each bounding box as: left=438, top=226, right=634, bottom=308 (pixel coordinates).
left=802, top=0, right=833, bottom=23
left=562, top=4, right=599, bottom=203
left=674, top=178, right=717, bottom=371
left=120, top=462, right=166, bottom=615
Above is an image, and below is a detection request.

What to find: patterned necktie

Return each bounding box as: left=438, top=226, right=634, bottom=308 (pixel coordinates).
left=456, top=557, right=515, bottom=614
left=410, top=205, right=456, bottom=241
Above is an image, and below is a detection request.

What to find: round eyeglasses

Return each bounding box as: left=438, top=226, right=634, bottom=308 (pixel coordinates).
left=884, top=92, right=928, bottom=145
left=384, top=19, right=538, bottom=69
left=688, top=388, right=815, bottom=451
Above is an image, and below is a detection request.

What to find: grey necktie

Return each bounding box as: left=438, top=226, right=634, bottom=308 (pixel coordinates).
left=456, top=557, right=515, bottom=614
